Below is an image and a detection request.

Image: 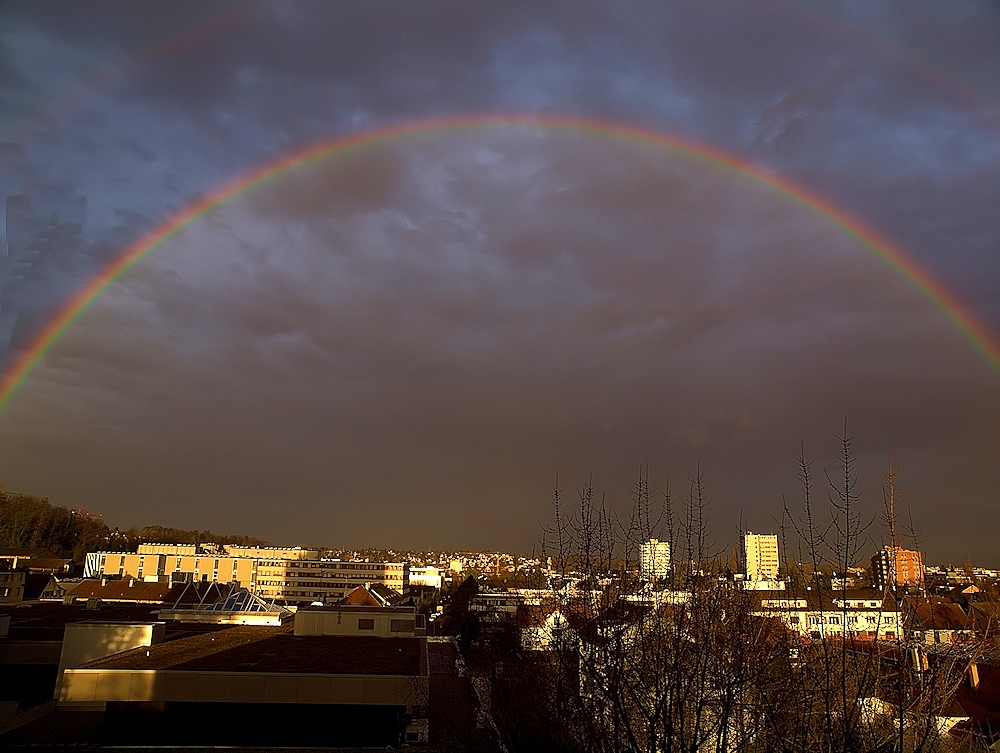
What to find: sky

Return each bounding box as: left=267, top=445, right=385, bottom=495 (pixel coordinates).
left=0, top=0, right=998, bottom=565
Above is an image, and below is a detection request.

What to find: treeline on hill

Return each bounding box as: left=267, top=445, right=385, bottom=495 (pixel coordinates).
left=0, top=488, right=268, bottom=562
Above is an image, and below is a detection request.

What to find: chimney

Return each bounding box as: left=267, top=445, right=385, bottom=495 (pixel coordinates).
left=129, top=578, right=135, bottom=587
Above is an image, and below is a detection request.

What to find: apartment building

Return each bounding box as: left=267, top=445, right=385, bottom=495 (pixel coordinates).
left=871, top=545, right=925, bottom=590
left=0, top=570, right=26, bottom=603
left=84, top=544, right=403, bottom=605
left=752, top=588, right=902, bottom=640
left=253, top=559, right=405, bottom=603
left=640, top=539, right=671, bottom=581
left=744, top=532, right=780, bottom=582
left=86, top=550, right=256, bottom=586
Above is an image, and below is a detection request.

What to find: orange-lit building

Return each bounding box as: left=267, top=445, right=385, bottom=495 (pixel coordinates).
left=871, top=545, right=925, bottom=590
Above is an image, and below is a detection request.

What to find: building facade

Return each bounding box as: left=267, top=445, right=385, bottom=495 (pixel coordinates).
left=753, top=589, right=902, bottom=640
left=85, top=545, right=403, bottom=605
left=640, top=539, right=671, bottom=581
left=871, top=545, right=925, bottom=590
left=744, top=532, right=780, bottom=582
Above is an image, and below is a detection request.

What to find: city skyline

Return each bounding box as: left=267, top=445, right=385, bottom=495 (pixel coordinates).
left=0, top=2, right=997, bottom=563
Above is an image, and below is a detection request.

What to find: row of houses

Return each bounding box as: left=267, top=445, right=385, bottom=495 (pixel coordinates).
left=470, top=585, right=991, bottom=649
left=459, top=582, right=1000, bottom=749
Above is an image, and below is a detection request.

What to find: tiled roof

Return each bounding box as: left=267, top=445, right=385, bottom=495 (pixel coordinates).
left=0, top=548, right=60, bottom=558
left=369, top=582, right=405, bottom=605
left=956, top=662, right=1000, bottom=731
left=69, top=579, right=223, bottom=604
left=905, top=597, right=971, bottom=631
left=79, top=625, right=424, bottom=675
left=337, top=586, right=383, bottom=607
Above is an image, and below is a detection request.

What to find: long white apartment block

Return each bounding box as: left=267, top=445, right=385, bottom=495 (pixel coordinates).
left=85, top=544, right=403, bottom=604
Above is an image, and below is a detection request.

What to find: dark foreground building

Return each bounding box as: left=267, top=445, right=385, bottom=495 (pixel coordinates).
left=0, top=588, right=476, bottom=750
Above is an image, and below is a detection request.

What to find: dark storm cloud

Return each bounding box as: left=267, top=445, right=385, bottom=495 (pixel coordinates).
left=6, top=133, right=997, bottom=561
left=0, top=1, right=997, bottom=562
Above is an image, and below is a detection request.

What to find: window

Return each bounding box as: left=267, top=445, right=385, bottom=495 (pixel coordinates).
left=0, top=587, right=8, bottom=597
left=358, top=618, right=375, bottom=630
left=390, top=619, right=415, bottom=633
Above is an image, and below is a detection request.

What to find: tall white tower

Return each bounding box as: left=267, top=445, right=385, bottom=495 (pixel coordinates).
left=640, top=539, right=671, bottom=581
left=744, top=532, right=779, bottom=582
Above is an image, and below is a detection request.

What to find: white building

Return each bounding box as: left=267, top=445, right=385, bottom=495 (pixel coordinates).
left=752, top=589, right=902, bottom=640
left=640, top=539, right=671, bottom=581
left=85, top=544, right=403, bottom=604
left=407, top=566, right=443, bottom=589
left=744, top=532, right=780, bottom=582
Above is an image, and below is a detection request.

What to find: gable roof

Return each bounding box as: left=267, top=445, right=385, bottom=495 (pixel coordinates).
left=369, top=582, right=405, bottom=605
left=22, top=573, right=58, bottom=601
left=0, top=548, right=60, bottom=559
left=905, top=597, right=971, bottom=631
left=337, top=586, right=383, bottom=607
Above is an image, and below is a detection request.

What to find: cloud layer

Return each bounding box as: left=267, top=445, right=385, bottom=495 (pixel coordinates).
left=0, top=1, right=998, bottom=562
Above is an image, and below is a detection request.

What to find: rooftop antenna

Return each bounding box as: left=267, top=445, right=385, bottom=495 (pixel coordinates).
left=883, top=453, right=899, bottom=550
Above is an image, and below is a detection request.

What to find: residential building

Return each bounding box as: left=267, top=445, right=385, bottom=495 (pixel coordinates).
left=744, top=532, right=780, bottom=582
left=294, top=586, right=424, bottom=638
left=407, top=565, right=443, bottom=589
left=904, top=595, right=973, bottom=644
left=471, top=591, right=523, bottom=622
left=253, top=559, right=404, bottom=603
left=0, top=548, right=71, bottom=573
left=640, top=539, right=671, bottom=581
left=752, top=588, right=902, bottom=640
left=871, top=545, right=925, bottom=590
left=0, top=570, right=26, bottom=603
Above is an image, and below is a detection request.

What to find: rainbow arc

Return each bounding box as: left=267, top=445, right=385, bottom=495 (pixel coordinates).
left=1, top=113, right=997, bottom=413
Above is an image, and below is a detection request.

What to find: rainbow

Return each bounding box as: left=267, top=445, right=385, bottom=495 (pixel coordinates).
left=1, top=113, right=998, bottom=412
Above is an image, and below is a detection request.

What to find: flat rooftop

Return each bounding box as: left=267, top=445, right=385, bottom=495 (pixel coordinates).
left=79, top=625, right=424, bottom=675
left=0, top=602, right=233, bottom=641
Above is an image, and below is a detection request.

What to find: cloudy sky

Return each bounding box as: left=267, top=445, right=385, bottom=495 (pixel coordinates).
left=0, top=0, right=998, bottom=564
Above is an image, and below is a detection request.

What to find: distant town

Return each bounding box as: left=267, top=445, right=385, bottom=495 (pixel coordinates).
left=4, top=486, right=1000, bottom=750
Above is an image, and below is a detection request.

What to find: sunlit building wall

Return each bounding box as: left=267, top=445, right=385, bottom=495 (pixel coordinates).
left=640, top=539, right=671, bottom=581
left=871, top=546, right=925, bottom=590
left=744, top=532, right=780, bottom=582
left=87, top=545, right=403, bottom=604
